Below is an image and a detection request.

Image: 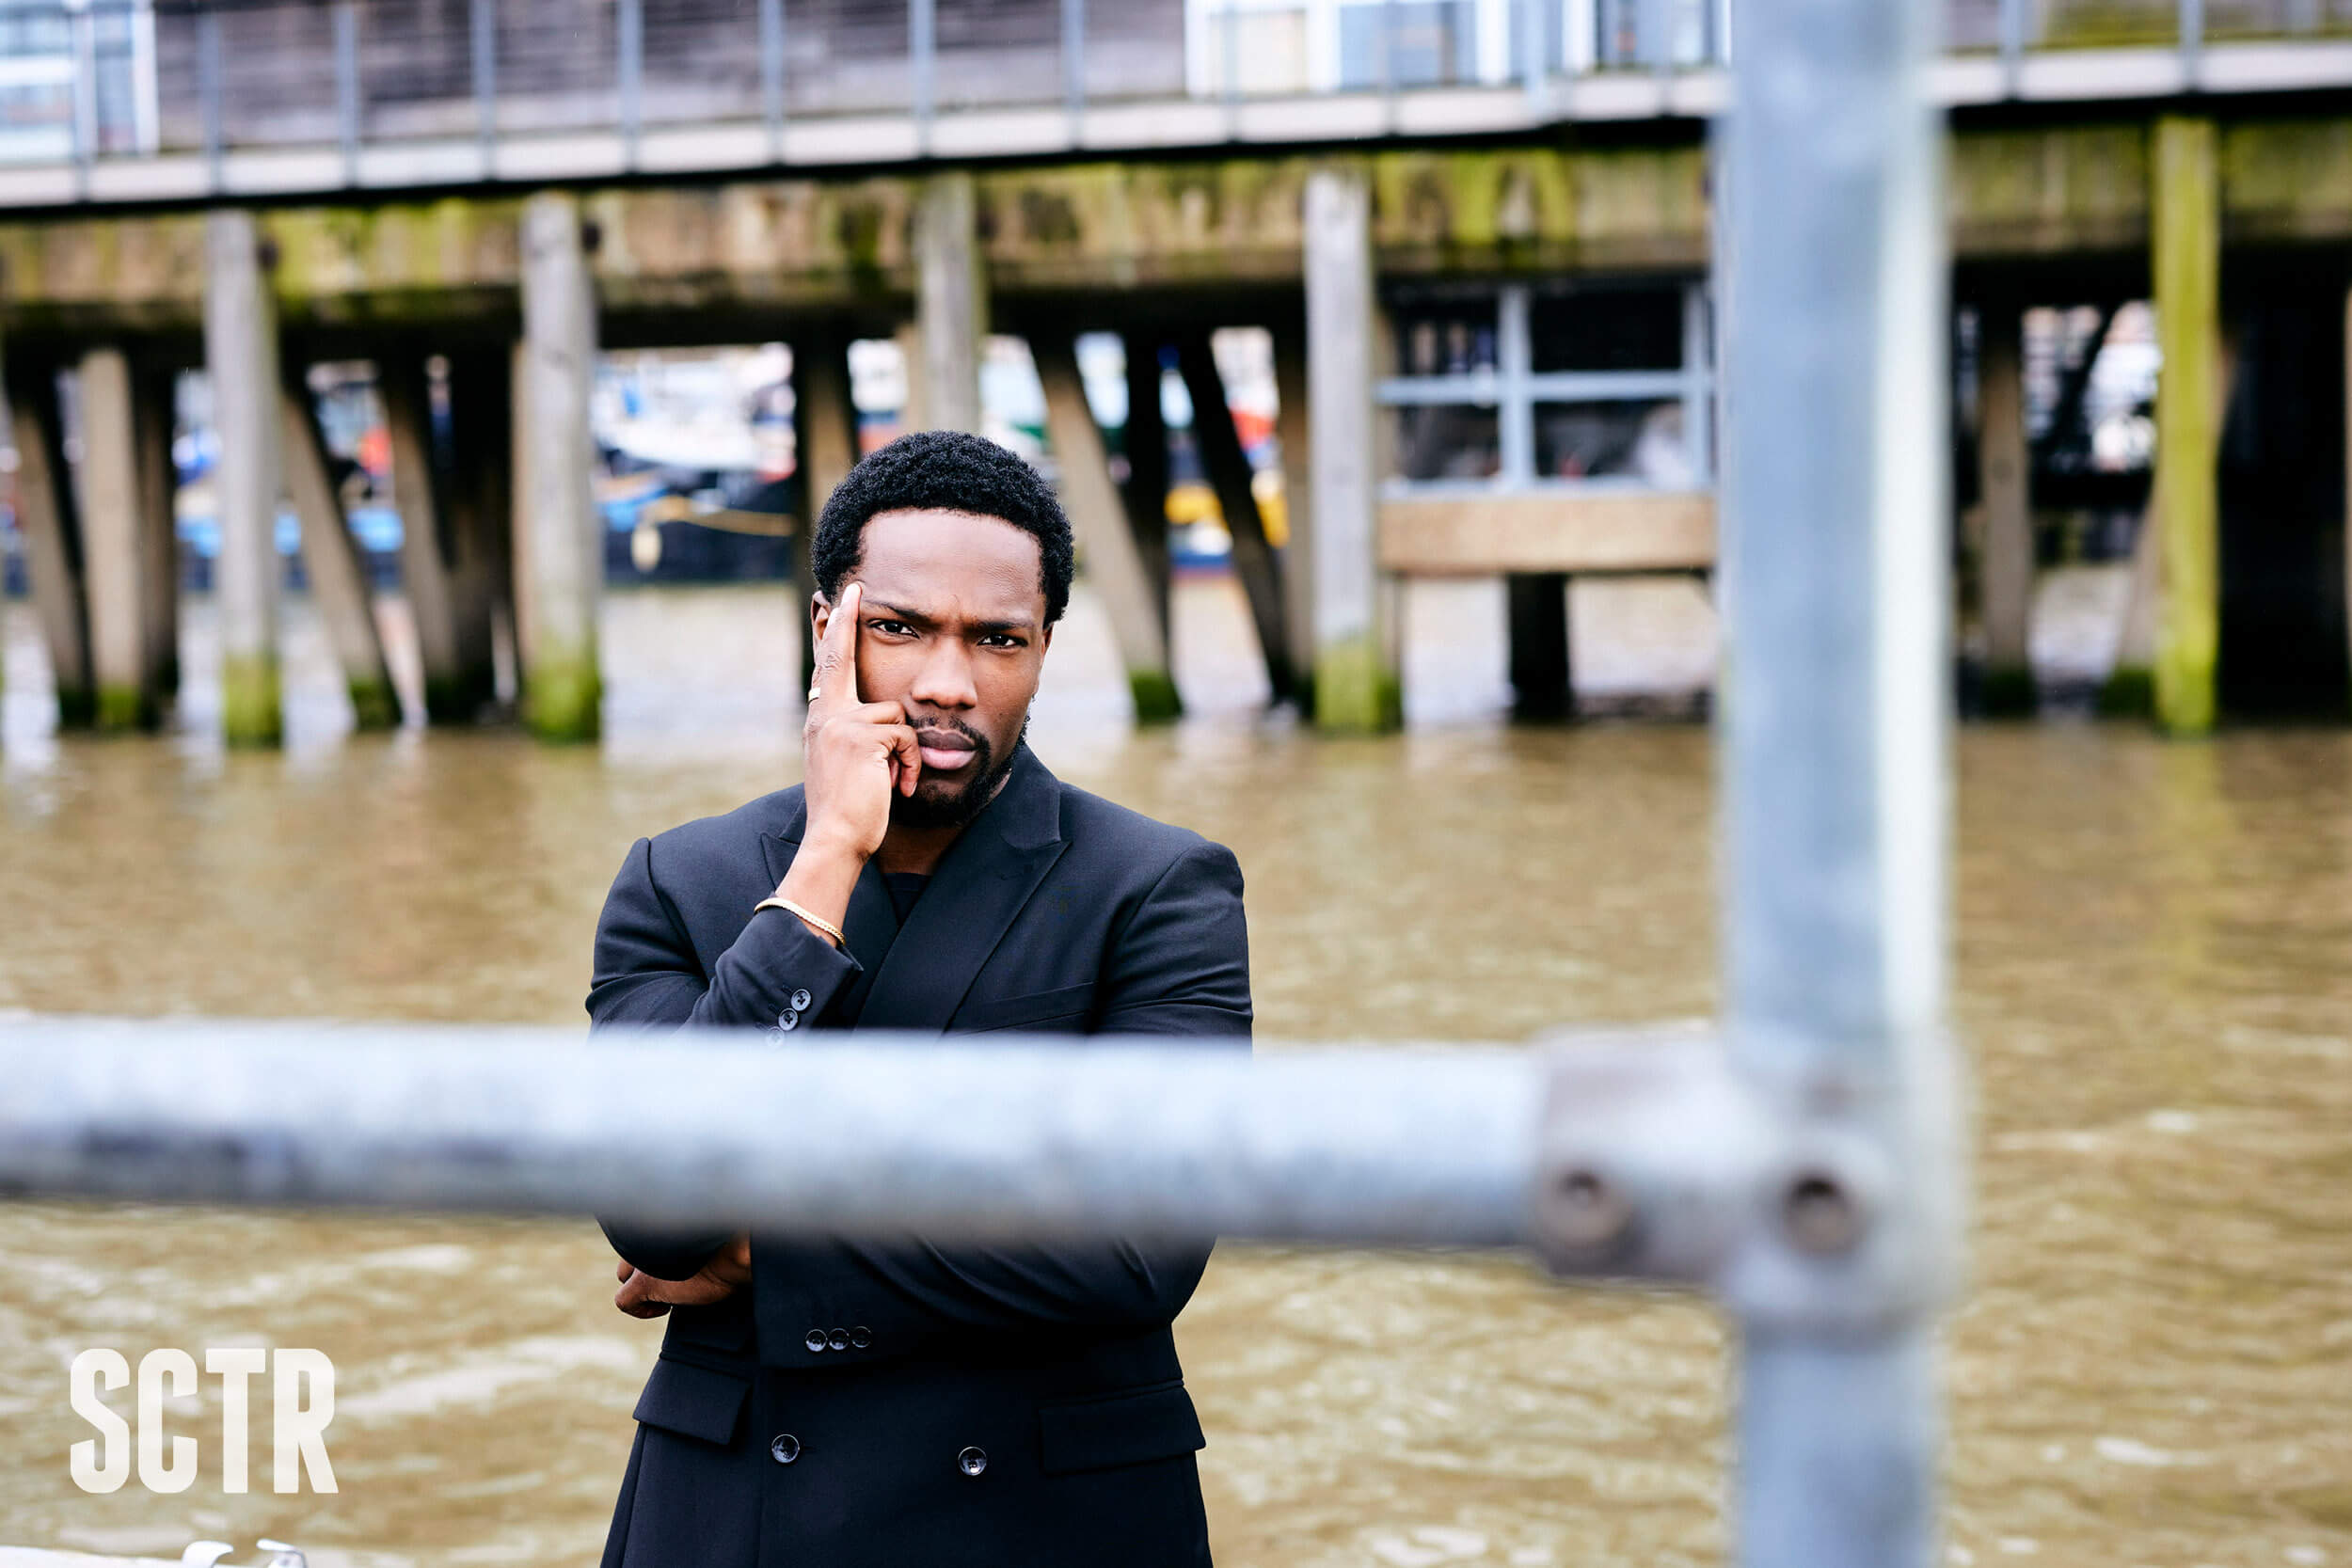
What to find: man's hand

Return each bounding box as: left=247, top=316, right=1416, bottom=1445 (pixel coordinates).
left=613, top=1232, right=753, bottom=1320
left=802, top=580, right=919, bottom=863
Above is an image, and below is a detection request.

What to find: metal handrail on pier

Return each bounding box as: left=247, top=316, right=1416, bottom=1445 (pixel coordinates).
left=0, top=0, right=1963, bottom=1563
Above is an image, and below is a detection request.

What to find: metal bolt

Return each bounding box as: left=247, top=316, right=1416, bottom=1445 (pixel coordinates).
left=1782, top=1171, right=1864, bottom=1256
left=1543, top=1164, right=1633, bottom=1254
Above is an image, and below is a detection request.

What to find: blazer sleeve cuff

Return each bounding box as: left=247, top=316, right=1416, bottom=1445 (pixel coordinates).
left=699, top=905, right=862, bottom=1029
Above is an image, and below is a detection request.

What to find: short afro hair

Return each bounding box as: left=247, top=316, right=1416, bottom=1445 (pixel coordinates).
left=809, top=429, right=1075, bottom=626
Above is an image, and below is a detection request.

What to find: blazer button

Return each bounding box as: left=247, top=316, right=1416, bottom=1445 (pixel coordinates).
left=803, top=1328, right=827, bottom=1354
left=771, top=1433, right=802, bottom=1465
left=826, top=1327, right=849, bottom=1351
left=849, top=1325, right=871, bottom=1349
left=789, top=988, right=813, bottom=1011
left=776, top=1008, right=800, bottom=1032
left=957, top=1446, right=988, bottom=1478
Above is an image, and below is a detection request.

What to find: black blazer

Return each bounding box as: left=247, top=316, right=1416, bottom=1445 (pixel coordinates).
left=589, top=743, right=1250, bottom=1568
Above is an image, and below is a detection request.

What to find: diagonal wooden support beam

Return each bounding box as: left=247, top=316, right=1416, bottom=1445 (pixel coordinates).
left=279, top=363, right=399, bottom=729
left=1033, top=332, right=1180, bottom=722
left=5, top=355, right=92, bottom=727
left=1175, top=327, right=1295, bottom=705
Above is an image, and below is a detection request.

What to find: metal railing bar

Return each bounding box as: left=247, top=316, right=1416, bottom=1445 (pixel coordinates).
left=2179, top=0, right=2203, bottom=85
left=618, top=0, right=643, bottom=168
left=332, top=0, right=358, bottom=184
left=198, top=4, right=220, bottom=190
left=1997, top=0, right=2025, bottom=94
left=470, top=0, right=496, bottom=168
left=0, top=1019, right=1859, bottom=1294
left=910, top=0, right=935, bottom=151
left=760, top=0, right=786, bottom=156
left=1060, top=0, right=1085, bottom=134
left=68, top=0, right=93, bottom=192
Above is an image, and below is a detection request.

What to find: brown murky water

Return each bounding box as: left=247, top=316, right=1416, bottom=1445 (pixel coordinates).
left=1, top=581, right=2347, bottom=1568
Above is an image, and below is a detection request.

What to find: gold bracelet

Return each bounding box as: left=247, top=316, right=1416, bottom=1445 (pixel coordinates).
left=755, top=895, right=847, bottom=949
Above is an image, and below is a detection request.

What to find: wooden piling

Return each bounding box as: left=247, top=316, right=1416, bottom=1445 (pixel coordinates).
left=203, top=210, right=283, bottom=746
left=516, top=191, right=601, bottom=743
left=1034, top=333, right=1180, bottom=721
left=1302, top=167, right=1401, bottom=733
left=795, top=334, right=859, bottom=692
left=1176, top=328, right=1295, bottom=705
left=440, top=346, right=510, bottom=716
left=278, top=364, right=399, bottom=728
left=1506, top=573, right=1573, bottom=721
left=1272, top=327, right=1317, bottom=717
left=133, top=356, right=181, bottom=704
left=2151, top=116, right=2220, bottom=737
left=1976, top=300, right=2035, bottom=715
left=380, top=355, right=472, bottom=721
left=75, top=345, right=156, bottom=729
left=914, top=172, right=985, bottom=435
left=1118, top=334, right=1174, bottom=641
left=6, top=356, right=93, bottom=726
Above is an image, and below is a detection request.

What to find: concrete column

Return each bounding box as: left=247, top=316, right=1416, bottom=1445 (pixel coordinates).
left=380, top=356, right=469, bottom=721
left=203, top=209, right=283, bottom=746
left=440, top=347, right=510, bottom=715
left=6, top=357, right=92, bottom=725
left=1303, top=166, right=1400, bottom=733
left=795, top=334, right=859, bottom=692
left=133, top=359, right=181, bottom=702
left=914, top=172, right=985, bottom=435
left=278, top=365, right=398, bottom=728
left=1977, top=300, right=2035, bottom=714
left=1506, top=573, right=1572, bottom=721
left=1176, top=329, right=1295, bottom=704
left=1272, top=327, right=1317, bottom=713
left=76, top=346, right=155, bottom=729
left=516, top=191, right=601, bottom=742
left=2344, top=282, right=2351, bottom=713
left=2152, top=115, right=2220, bottom=737
left=1033, top=333, right=1180, bottom=721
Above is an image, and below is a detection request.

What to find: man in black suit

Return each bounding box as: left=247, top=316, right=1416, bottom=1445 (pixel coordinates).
left=588, top=430, right=1250, bottom=1568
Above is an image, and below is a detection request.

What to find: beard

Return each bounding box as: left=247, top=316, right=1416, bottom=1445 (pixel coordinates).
left=890, top=714, right=1026, bottom=831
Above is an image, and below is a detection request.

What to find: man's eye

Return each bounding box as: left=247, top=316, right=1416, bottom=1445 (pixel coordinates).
left=980, top=634, right=1025, bottom=648
left=871, top=619, right=914, bottom=637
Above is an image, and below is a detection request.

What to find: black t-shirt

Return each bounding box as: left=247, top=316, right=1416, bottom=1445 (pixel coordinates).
left=883, top=872, right=930, bottom=925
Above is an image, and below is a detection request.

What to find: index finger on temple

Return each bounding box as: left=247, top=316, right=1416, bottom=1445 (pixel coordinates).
left=818, top=580, right=864, bottom=704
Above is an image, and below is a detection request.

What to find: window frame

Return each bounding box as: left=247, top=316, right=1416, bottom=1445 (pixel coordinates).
left=1376, top=276, right=1714, bottom=498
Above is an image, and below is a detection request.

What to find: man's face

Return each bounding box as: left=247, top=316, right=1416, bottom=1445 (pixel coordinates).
left=811, top=507, right=1052, bottom=830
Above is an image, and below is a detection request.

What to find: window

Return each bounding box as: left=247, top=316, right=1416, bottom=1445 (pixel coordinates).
left=1379, top=278, right=1713, bottom=493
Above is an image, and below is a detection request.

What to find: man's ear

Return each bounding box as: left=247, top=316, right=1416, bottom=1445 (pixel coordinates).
left=1040, top=623, right=1055, bottom=655
left=809, top=592, right=831, bottom=645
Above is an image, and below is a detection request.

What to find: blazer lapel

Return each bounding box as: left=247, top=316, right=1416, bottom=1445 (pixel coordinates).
left=855, top=743, right=1070, bottom=1034
left=758, top=794, right=901, bottom=1023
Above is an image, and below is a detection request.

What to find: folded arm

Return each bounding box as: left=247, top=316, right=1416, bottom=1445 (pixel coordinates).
left=834, top=841, right=1252, bottom=1341
left=589, top=832, right=863, bottom=1281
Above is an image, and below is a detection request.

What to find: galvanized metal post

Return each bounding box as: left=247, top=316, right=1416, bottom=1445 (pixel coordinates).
left=1719, top=0, right=1955, bottom=1566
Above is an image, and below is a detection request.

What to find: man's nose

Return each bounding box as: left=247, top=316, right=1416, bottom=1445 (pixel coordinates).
left=906, top=638, right=978, bottom=710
